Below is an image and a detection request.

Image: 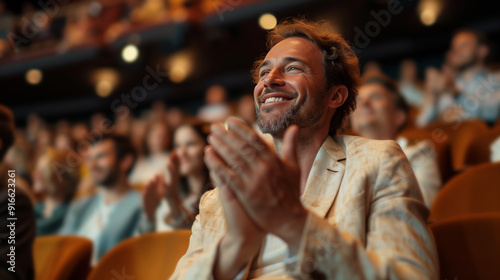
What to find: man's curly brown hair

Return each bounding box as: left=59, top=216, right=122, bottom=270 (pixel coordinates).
left=252, top=18, right=361, bottom=136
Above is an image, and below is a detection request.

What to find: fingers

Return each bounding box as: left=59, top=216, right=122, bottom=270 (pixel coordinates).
left=205, top=146, right=245, bottom=193
left=225, top=117, right=272, bottom=158
left=155, top=174, right=165, bottom=197
left=209, top=118, right=277, bottom=171
left=166, top=151, right=181, bottom=187
left=208, top=128, right=251, bottom=179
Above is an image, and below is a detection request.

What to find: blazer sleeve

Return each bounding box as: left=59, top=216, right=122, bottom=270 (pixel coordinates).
left=286, top=141, right=439, bottom=280
left=169, top=190, right=227, bottom=280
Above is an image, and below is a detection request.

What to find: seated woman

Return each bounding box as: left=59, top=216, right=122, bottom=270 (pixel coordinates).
left=128, top=119, right=171, bottom=187
left=32, top=148, right=80, bottom=235
left=140, top=121, right=212, bottom=232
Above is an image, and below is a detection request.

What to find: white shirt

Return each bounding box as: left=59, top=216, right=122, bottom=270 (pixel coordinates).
left=77, top=193, right=118, bottom=265
left=128, top=153, right=170, bottom=186
left=491, top=136, right=500, bottom=162
left=397, top=137, right=442, bottom=208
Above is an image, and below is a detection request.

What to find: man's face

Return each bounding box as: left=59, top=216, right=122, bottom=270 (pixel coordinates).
left=351, top=83, right=399, bottom=134
left=448, top=32, right=480, bottom=71
left=87, top=139, right=119, bottom=187
left=253, top=37, right=329, bottom=136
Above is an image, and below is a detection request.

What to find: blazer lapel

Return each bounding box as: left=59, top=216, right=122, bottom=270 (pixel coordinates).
left=301, top=136, right=346, bottom=218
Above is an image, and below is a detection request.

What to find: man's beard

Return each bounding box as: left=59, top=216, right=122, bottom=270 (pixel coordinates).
left=256, top=93, right=326, bottom=137
left=93, top=167, right=119, bottom=188
left=456, top=52, right=479, bottom=73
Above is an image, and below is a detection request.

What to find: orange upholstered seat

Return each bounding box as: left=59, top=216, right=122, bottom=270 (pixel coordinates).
left=430, top=213, right=500, bottom=280
left=33, top=235, right=92, bottom=280
left=87, top=230, right=191, bottom=280
left=429, top=162, right=500, bottom=222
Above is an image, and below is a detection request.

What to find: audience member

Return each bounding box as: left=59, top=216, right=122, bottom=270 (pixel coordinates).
left=0, top=104, right=35, bottom=280
left=129, top=120, right=171, bottom=186
left=33, top=148, right=80, bottom=235
left=197, top=85, right=231, bottom=123
left=418, top=29, right=500, bottom=126
left=172, top=19, right=438, bottom=279
left=399, top=59, right=424, bottom=108
left=351, top=73, right=442, bottom=208
left=140, top=121, right=212, bottom=232
left=61, top=134, right=142, bottom=265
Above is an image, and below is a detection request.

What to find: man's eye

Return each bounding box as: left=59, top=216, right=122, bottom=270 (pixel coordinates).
left=260, top=70, right=269, bottom=77
left=287, top=66, right=301, bottom=72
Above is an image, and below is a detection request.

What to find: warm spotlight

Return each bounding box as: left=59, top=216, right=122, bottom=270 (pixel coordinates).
left=259, top=13, right=277, bottom=30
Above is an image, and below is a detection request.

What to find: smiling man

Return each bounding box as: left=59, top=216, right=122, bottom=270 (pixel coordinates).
left=61, top=134, right=142, bottom=265
left=171, top=19, right=438, bottom=279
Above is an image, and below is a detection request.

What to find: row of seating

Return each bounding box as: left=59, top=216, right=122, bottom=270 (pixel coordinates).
left=33, top=138, right=500, bottom=280
left=34, top=230, right=191, bottom=280
left=429, top=162, right=500, bottom=279
left=399, top=119, right=500, bottom=182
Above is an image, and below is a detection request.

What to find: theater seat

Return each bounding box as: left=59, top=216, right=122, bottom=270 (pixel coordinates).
left=449, top=120, right=489, bottom=171
left=466, top=128, right=500, bottom=166
left=33, top=235, right=92, bottom=280
left=429, top=162, right=500, bottom=222
left=87, top=230, right=191, bottom=280
left=430, top=213, right=500, bottom=280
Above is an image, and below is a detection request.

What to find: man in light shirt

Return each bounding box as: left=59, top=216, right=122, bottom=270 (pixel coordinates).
left=61, top=134, right=142, bottom=264
left=172, top=18, right=438, bottom=279
left=351, top=73, right=442, bottom=208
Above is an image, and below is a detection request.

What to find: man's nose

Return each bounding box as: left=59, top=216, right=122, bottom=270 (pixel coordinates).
left=358, top=97, right=370, bottom=107
left=264, top=67, right=285, bottom=88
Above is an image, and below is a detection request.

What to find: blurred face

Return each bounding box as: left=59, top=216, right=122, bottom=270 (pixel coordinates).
left=147, top=123, right=169, bottom=155
left=401, top=60, right=417, bottom=82
left=448, top=32, right=480, bottom=71
left=237, top=95, right=256, bottom=125
left=351, top=83, right=400, bottom=135
left=254, top=37, right=329, bottom=136
left=206, top=86, right=227, bottom=105
left=174, top=126, right=206, bottom=176
left=87, top=139, right=119, bottom=187
left=54, top=133, right=71, bottom=151
left=32, top=155, right=53, bottom=195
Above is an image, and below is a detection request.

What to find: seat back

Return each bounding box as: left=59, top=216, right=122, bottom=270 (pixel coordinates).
left=430, top=213, right=500, bottom=280
left=429, top=162, right=500, bottom=221
left=449, top=120, right=489, bottom=171
left=87, top=230, right=191, bottom=280
left=33, top=235, right=92, bottom=280
left=466, top=128, right=500, bottom=166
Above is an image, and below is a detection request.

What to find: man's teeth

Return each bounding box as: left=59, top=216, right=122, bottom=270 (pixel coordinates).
left=264, top=97, right=285, bottom=103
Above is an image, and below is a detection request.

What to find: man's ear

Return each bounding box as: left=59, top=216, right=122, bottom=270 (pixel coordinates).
left=121, top=154, right=134, bottom=174
left=329, top=85, right=348, bottom=109
left=478, top=45, right=489, bottom=61
left=394, top=109, right=407, bottom=131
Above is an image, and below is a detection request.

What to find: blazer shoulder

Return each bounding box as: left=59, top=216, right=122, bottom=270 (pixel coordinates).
left=199, top=188, right=220, bottom=210
left=336, top=135, right=404, bottom=157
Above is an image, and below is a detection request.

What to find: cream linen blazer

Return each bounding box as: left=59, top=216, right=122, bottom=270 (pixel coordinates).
left=170, top=135, right=439, bottom=280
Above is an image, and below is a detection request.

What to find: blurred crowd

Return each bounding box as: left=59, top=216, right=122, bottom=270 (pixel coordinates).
left=1, top=22, right=500, bottom=276
left=0, top=0, right=238, bottom=58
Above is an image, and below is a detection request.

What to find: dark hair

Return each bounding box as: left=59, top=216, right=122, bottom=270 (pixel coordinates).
left=91, top=134, right=136, bottom=173
left=0, top=104, right=15, bottom=160
left=252, top=18, right=361, bottom=135
left=454, top=28, right=492, bottom=61
left=361, top=73, right=410, bottom=131
left=173, top=120, right=210, bottom=146
left=173, top=120, right=211, bottom=197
